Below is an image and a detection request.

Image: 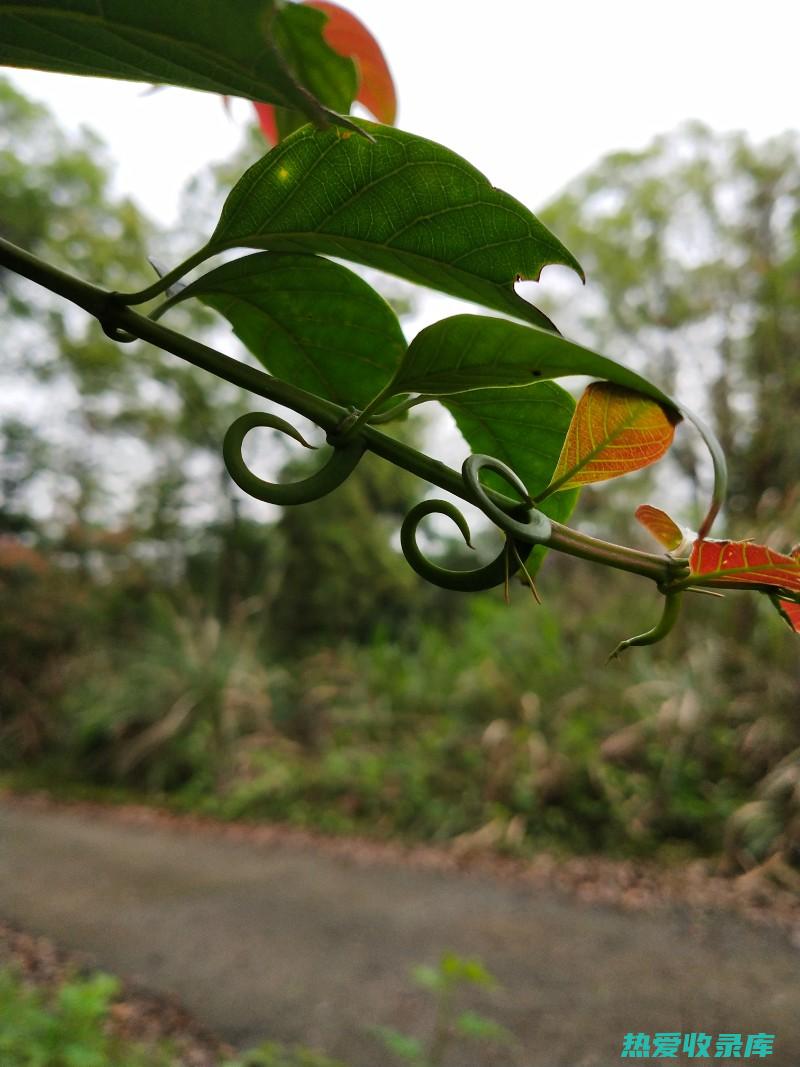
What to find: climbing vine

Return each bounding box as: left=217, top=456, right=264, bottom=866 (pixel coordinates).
left=0, top=1, right=798, bottom=654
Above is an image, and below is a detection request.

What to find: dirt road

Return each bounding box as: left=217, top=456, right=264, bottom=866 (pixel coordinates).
left=1, top=799, right=798, bottom=1065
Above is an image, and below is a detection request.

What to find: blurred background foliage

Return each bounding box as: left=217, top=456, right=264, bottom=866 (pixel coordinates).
left=1, top=78, right=798, bottom=880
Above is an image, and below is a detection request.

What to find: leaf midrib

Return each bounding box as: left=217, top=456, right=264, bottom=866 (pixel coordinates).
left=693, top=561, right=800, bottom=583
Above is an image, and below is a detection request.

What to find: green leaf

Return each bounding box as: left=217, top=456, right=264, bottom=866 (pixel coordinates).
left=439, top=952, right=497, bottom=988
left=206, top=123, right=583, bottom=330
left=392, top=315, right=676, bottom=406
left=370, top=1026, right=424, bottom=1063
left=455, top=1010, right=512, bottom=1043
left=171, top=252, right=406, bottom=408
left=410, top=964, right=443, bottom=992
left=443, top=383, right=579, bottom=573
left=0, top=1, right=358, bottom=131
left=443, top=382, right=575, bottom=500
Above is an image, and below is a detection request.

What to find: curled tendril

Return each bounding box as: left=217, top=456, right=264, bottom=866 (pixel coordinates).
left=400, top=499, right=534, bottom=592
left=223, top=412, right=364, bottom=506
left=607, top=589, right=683, bottom=660
left=462, top=454, right=552, bottom=545
left=677, top=402, right=727, bottom=539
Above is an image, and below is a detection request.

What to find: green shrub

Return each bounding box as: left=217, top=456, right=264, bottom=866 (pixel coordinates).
left=0, top=965, right=349, bottom=1067
left=0, top=967, right=172, bottom=1067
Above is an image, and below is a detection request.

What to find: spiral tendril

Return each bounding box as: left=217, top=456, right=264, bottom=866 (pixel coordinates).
left=400, top=499, right=534, bottom=592
left=462, top=455, right=553, bottom=545
left=223, top=412, right=364, bottom=506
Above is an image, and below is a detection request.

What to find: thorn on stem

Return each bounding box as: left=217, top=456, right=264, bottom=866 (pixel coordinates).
left=512, top=541, right=541, bottom=604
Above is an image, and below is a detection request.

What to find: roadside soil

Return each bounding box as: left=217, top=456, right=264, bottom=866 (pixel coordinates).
left=1, top=792, right=798, bottom=1066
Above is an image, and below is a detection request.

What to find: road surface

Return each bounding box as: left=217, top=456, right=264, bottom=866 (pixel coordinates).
left=1, top=800, right=798, bottom=1065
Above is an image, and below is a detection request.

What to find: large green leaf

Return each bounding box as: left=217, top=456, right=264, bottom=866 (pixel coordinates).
left=205, top=123, right=583, bottom=330
left=171, top=252, right=406, bottom=408
left=0, top=1, right=357, bottom=129
left=443, top=382, right=576, bottom=501
left=391, top=315, right=676, bottom=406
left=443, top=383, right=579, bottom=573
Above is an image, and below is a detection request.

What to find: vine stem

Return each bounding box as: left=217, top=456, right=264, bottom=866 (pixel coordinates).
left=0, top=235, right=681, bottom=586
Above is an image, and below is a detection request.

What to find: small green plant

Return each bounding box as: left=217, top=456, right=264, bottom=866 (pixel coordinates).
left=371, top=952, right=513, bottom=1067
left=223, top=1042, right=347, bottom=1067
left=0, top=966, right=172, bottom=1067
left=0, top=964, right=349, bottom=1067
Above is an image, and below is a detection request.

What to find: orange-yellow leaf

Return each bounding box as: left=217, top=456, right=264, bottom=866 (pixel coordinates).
left=690, top=539, right=800, bottom=593
left=548, top=383, right=680, bottom=491
left=634, top=504, right=685, bottom=551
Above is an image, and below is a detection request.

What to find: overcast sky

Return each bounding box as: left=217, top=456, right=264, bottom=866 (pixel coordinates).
left=5, top=1, right=800, bottom=519
left=8, top=0, right=799, bottom=342
left=7, top=1, right=800, bottom=228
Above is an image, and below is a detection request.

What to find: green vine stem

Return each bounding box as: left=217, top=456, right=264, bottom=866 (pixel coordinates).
left=0, top=235, right=692, bottom=589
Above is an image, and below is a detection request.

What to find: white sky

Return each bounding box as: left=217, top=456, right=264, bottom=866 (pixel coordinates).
left=5, top=1, right=800, bottom=523
left=7, top=1, right=800, bottom=230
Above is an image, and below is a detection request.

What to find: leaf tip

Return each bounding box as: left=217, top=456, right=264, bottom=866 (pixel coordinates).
left=606, top=642, right=627, bottom=663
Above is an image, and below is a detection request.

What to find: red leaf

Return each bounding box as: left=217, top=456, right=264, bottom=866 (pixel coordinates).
left=690, top=539, right=800, bottom=594
left=253, top=101, right=280, bottom=145
left=637, top=509, right=800, bottom=634
left=254, top=2, right=397, bottom=145
left=772, top=597, right=800, bottom=633
left=308, top=1, right=397, bottom=124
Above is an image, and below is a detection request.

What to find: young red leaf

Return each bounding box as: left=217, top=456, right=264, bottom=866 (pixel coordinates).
left=691, top=542, right=797, bottom=631
left=308, top=1, right=396, bottom=124
left=255, top=0, right=397, bottom=144
left=771, top=596, right=800, bottom=633
left=638, top=514, right=800, bottom=633
left=545, top=383, right=680, bottom=494
left=689, top=539, right=800, bottom=594
left=253, top=101, right=280, bottom=144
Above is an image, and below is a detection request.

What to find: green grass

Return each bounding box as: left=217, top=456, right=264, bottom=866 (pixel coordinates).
left=0, top=965, right=347, bottom=1067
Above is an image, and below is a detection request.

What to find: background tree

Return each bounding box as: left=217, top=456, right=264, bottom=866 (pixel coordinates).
left=0, top=76, right=250, bottom=545
left=540, top=121, right=800, bottom=529
left=2, top=74, right=798, bottom=873
left=539, top=123, right=800, bottom=868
